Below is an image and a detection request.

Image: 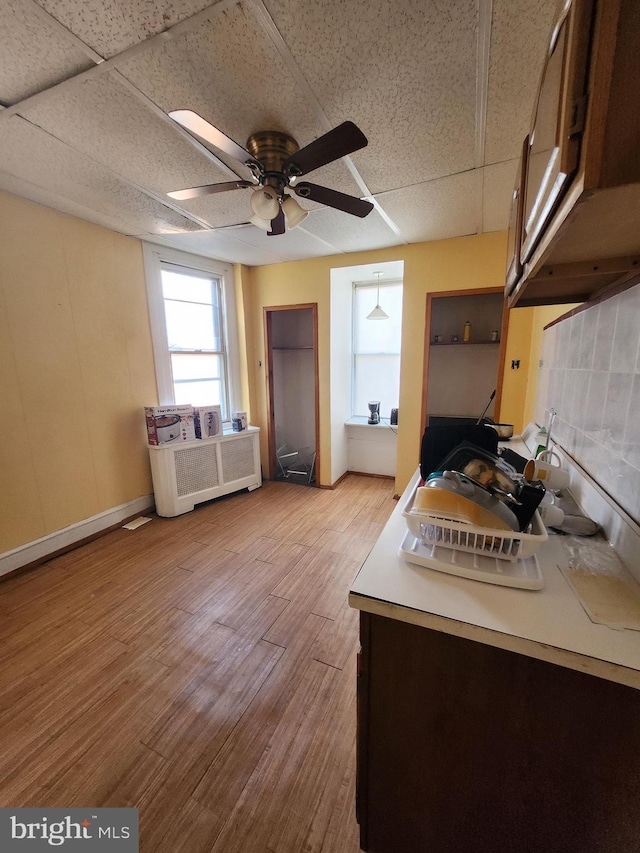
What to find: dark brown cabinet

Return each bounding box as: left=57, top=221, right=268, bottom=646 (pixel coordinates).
left=356, top=611, right=640, bottom=853
left=507, top=0, right=640, bottom=308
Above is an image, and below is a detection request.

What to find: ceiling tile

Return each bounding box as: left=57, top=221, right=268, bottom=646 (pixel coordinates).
left=482, top=158, right=518, bottom=233
left=34, top=0, right=215, bottom=59
left=116, top=4, right=361, bottom=197
left=261, top=0, right=478, bottom=192
left=0, top=116, right=199, bottom=234
left=19, top=71, right=237, bottom=200
left=210, top=221, right=342, bottom=261
left=484, top=0, right=557, bottom=164
left=375, top=171, right=479, bottom=244
left=152, top=231, right=286, bottom=265
left=149, top=228, right=295, bottom=265
left=1, top=0, right=94, bottom=103
left=301, top=207, right=400, bottom=254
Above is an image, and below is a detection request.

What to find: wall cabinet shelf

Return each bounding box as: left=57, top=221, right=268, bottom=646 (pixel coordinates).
left=423, top=290, right=507, bottom=424
left=506, top=0, right=640, bottom=308
left=430, top=340, right=499, bottom=347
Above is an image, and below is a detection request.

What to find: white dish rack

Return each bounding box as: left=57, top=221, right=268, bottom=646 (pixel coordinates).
left=399, top=484, right=548, bottom=590
left=402, top=484, right=548, bottom=562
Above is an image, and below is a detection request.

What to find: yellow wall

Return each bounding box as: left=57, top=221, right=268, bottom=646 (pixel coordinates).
left=0, top=192, right=157, bottom=553
left=0, top=188, right=556, bottom=556
left=242, top=231, right=531, bottom=493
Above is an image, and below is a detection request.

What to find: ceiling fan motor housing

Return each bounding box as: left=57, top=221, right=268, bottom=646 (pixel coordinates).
left=246, top=131, right=300, bottom=194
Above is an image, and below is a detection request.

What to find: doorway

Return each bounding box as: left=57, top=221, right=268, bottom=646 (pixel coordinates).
left=264, top=304, right=319, bottom=486
left=421, top=288, right=509, bottom=436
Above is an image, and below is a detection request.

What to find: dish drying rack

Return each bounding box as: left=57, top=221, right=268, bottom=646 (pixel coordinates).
left=400, top=484, right=548, bottom=589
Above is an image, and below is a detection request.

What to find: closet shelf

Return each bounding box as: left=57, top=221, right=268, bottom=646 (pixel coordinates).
left=430, top=340, right=500, bottom=347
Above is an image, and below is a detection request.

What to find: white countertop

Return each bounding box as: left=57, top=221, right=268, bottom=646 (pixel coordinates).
left=349, top=463, right=640, bottom=689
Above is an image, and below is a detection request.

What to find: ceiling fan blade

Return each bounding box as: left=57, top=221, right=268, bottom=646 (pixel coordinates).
left=267, top=207, right=285, bottom=236
left=169, top=110, right=260, bottom=168
left=167, top=181, right=253, bottom=201
left=293, top=182, right=374, bottom=218
left=283, top=121, right=368, bottom=177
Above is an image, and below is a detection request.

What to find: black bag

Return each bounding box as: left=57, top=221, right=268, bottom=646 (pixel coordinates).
left=420, top=425, right=498, bottom=480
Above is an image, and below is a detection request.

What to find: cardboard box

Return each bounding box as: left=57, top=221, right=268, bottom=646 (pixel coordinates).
left=194, top=405, right=222, bottom=439
left=145, top=405, right=196, bottom=445
left=232, top=411, right=248, bottom=432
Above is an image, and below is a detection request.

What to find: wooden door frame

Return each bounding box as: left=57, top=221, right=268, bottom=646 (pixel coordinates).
left=263, top=303, right=320, bottom=484
left=420, top=287, right=509, bottom=439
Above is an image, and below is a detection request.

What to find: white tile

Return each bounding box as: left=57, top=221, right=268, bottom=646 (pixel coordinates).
left=262, top=0, right=477, bottom=192
left=593, top=297, right=617, bottom=371
left=301, top=208, right=399, bottom=254
left=0, top=116, right=198, bottom=234
left=611, top=285, right=640, bottom=373
left=1, top=0, right=93, bottom=102
left=482, top=159, right=518, bottom=233
left=35, top=0, right=215, bottom=58
left=375, top=171, right=478, bottom=244
left=20, top=72, right=236, bottom=198
left=484, top=0, right=558, bottom=164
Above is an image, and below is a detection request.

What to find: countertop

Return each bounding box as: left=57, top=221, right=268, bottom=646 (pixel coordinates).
left=349, top=461, right=640, bottom=690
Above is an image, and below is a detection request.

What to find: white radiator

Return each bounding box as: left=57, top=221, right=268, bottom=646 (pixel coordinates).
left=148, top=427, right=261, bottom=517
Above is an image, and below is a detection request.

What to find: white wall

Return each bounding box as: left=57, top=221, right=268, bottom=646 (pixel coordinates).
left=347, top=423, right=398, bottom=477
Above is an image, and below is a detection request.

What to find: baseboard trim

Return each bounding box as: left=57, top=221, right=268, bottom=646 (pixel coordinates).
left=0, top=495, right=154, bottom=579
left=347, top=471, right=395, bottom=480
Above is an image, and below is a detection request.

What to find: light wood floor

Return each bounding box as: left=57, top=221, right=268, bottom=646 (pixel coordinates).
left=0, top=474, right=397, bottom=852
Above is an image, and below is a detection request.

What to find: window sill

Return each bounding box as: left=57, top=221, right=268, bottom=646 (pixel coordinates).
left=345, top=417, right=397, bottom=430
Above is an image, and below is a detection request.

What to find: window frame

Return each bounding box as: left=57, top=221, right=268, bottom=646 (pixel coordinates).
left=143, top=244, right=241, bottom=419
left=351, top=278, right=403, bottom=419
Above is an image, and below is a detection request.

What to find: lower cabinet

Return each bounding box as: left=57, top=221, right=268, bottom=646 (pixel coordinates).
left=356, top=612, right=640, bottom=853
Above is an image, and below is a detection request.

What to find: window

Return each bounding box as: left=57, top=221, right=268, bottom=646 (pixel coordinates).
left=352, top=281, right=403, bottom=418
left=143, top=246, right=241, bottom=420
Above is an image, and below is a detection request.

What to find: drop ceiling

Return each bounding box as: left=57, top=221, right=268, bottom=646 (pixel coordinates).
left=0, top=0, right=558, bottom=266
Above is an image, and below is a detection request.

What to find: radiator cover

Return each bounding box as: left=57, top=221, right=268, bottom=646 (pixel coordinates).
left=148, top=427, right=261, bottom=517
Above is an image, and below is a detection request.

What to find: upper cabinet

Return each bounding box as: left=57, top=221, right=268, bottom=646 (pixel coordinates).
left=507, top=0, right=640, bottom=308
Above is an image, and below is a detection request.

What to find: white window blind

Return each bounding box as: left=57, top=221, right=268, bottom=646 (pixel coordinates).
left=352, top=281, right=403, bottom=418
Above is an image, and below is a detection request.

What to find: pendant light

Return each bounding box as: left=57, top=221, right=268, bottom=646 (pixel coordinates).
left=367, top=271, right=389, bottom=320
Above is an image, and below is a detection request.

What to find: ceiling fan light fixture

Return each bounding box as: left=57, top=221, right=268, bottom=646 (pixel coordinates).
left=250, top=186, right=280, bottom=220
left=282, top=196, right=308, bottom=229
left=249, top=213, right=273, bottom=231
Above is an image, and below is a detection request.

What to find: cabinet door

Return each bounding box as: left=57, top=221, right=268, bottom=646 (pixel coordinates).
left=521, top=0, right=593, bottom=264
left=505, top=136, right=528, bottom=296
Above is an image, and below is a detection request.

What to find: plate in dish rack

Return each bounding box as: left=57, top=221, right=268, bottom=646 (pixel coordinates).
left=399, top=531, right=544, bottom=590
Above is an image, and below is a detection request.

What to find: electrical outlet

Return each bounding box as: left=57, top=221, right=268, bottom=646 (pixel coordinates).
left=511, top=359, right=520, bottom=370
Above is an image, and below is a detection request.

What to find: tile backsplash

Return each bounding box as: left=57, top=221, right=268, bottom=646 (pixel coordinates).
left=535, top=283, right=640, bottom=526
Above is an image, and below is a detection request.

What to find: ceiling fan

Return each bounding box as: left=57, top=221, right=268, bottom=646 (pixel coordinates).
left=167, top=110, right=374, bottom=235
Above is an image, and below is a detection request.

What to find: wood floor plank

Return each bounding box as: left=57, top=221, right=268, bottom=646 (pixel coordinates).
left=191, top=613, right=329, bottom=812
left=311, top=599, right=360, bottom=670
left=267, top=648, right=359, bottom=853
left=0, top=474, right=397, bottom=852
left=143, top=638, right=283, bottom=759
left=207, top=659, right=342, bottom=853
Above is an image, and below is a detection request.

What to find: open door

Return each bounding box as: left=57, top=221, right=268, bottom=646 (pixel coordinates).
left=264, top=304, right=320, bottom=486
